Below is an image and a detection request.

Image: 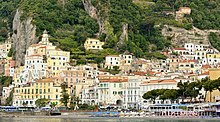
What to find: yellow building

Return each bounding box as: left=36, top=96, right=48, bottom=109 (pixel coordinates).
left=12, top=78, right=69, bottom=107
left=207, top=54, right=220, bottom=59
left=206, top=69, right=220, bottom=102
left=47, top=49, right=70, bottom=77
left=84, top=38, right=104, bottom=50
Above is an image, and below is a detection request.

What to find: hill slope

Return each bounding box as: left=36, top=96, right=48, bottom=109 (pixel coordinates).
left=0, top=0, right=220, bottom=64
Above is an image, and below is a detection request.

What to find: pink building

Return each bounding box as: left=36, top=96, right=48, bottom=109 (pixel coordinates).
left=5, top=59, right=16, bottom=76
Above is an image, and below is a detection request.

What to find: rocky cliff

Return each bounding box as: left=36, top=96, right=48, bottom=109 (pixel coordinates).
left=162, top=25, right=220, bottom=47
left=12, top=9, right=37, bottom=66
left=82, top=0, right=106, bottom=36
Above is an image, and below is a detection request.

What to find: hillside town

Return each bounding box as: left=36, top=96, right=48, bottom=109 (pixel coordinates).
left=0, top=30, right=220, bottom=115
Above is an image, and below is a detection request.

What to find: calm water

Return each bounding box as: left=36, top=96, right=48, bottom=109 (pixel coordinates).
left=0, top=117, right=220, bottom=122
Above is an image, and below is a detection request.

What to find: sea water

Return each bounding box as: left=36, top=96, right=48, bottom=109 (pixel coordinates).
left=0, top=117, right=220, bottom=122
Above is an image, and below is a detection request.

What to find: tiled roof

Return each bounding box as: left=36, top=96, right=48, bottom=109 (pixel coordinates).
left=30, top=44, right=40, bottom=47
left=199, top=72, right=209, bottom=76
left=140, top=79, right=176, bottom=85
left=36, top=78, right=56, bottom=82
left=179, top=60, right=197, bottom=63
left=173, top=48, right=186, bottom=50
left=133, top=72, right=147, bottom=76
left=202, top=65, right=211, bottom=69
left=98, top=76, right=128, bottom=82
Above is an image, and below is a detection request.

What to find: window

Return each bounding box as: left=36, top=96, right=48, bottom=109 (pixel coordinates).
left=113, top=91, right=117, bottom=95
left=48, top=89, right=50, bottom=93
left=56, top=89, right=58, bottom=92
left=119, top=83, right=122, bottom=88
left=114, top=83, right=116, bottom=88
left=56, top=95, right=58, bottom=99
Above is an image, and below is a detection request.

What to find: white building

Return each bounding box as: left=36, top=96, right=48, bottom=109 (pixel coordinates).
left=97, top=76, right=128, bottom=106
left=105, top=55, right=120, bottom=69
left=80, top=85, right=99, bottom=105
left=124, top=76, right=145, bottom=109
left=140, top=79, right=178, bottom=105
left=1, top=85, right=14, bottom=104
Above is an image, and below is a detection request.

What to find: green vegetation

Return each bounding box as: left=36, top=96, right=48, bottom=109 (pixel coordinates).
left=142, top=77, right=220, bottom=103
left=0, top=76, right=12, bottom=86
left=78, top=103, right=97, bottom=110
left=209, top=32, right=220, bottom=51
left=151, top=0, right=220, bottom=30
left=7, top=48, right=13, bottom=57
left=35, top=98, right=50, bottom=108
left=6, top=88, right=14, bottom=105
left=0, top=0, right=220, bottom=61
left=60, top=82, right=70, bottom=108
left=105, top=66, right=121, bottom=75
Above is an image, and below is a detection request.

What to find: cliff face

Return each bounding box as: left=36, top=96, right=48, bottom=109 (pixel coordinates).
left=82, top=0, right=106, bottom=36
left=12, top=9, right=37, bottom=66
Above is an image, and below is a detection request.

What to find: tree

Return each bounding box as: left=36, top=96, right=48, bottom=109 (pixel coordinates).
left=202, top=77, right=216, bottom=102
left=142, top=89, right=160, bottom=104
left=35, top=98, right=50, bottom=108
left=7, top=48, right=13, bottom=57
left=50, top=102, right=57, bottom=109
left=6, top=88, right=14, bottom=105
left=60, top=82, right=70, bottom=109
left=177, top=81, right=189, bottom=101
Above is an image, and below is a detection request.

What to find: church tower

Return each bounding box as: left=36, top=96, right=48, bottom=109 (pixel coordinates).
left=40, top=30, right=49, bottom=45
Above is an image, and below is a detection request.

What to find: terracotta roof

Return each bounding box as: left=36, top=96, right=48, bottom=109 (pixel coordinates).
left=30, top=44, right=40, bottom=47
left=202, top=64, right=211, bottom=69
left=179, top=60, right=197, bottom=63
left=141, top=79, right=176, bottom=85
left=36, top=78, right=56, bottom=82
left=133, top=71, right=147, bottom=76
left=40, top=46, right=46, bottom=48
left=98, top=76, right=128, bottom=82
left=28, top=54, right=42, bottom=57
left=173, top=48, right=186, bottom=50
left=199, top=72, right=209, bottom=76
left=146, top=70, right=155, bottom=76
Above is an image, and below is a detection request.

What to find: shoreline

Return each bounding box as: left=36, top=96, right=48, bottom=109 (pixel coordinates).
left=2, top=114, right=220, bottom=121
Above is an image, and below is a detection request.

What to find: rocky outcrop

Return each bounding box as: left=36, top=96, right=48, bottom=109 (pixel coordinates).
left=82, top=0, right=106, bottom=36
left=115, top=24, right=128, bottom=51
left=12, top=9, right=37, bottom=66
left=162, top=25, right=220, bottom=47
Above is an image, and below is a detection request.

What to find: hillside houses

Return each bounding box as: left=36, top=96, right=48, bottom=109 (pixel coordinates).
left=1, top=30, right=220, bottom=109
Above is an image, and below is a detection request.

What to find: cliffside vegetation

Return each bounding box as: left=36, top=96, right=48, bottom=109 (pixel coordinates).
left=209, top=32, right=220, bottom=51
left=0, top=0, right=220, bottom=64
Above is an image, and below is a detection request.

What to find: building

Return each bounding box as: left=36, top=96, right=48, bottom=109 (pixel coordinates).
left=98, top=76, right=128, bottom=106
left=80, top=85, right=99, bottom=105
left=175, top=7, right=191, bottom=21
left=105, top=55, right=120, bottom=69
left=206, top=69, right=220, bottom=102
left=12, top=78, right=66, bottom=107
left=140, top=79, right=178, bottom=105
left=1, top=85, right=14, bottom=105
left=84, top=38, right=104, bottom=50
left=124, top=76, right=145, bottom=109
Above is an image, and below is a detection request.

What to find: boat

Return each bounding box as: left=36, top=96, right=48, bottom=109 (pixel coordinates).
left=49, top=109, right=61, bottom=116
